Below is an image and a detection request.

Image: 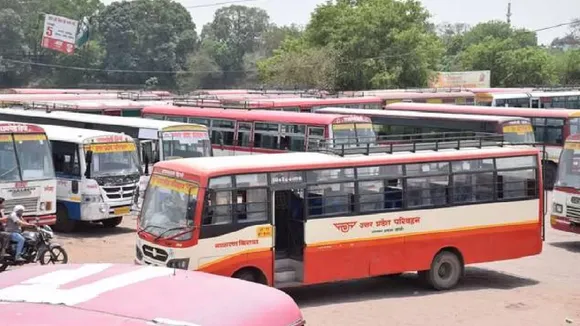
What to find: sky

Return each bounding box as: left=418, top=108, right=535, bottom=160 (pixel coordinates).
left=101, top=0, right=580, bottom=45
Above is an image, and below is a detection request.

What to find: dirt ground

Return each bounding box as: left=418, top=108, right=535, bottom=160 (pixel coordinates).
left=55, top=193, right=580, bottom=326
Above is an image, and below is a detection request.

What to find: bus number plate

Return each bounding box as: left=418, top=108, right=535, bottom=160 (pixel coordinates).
left=114, top=207, right=130, bottom=216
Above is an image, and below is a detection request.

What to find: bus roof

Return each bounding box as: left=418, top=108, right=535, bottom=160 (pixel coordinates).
left=227, top=96, right=382, bottom=108
left=356, top=91, right=475, bottom=99
left=481, top=92, right=530, bottom=100
left=385, top=102, right=580, bottom=119
left=143, top=105, right=372, bottom=125
left=22, top=99, right=172, bottom=109
left=0, top=108, right=207, bottom=131
left=0, top=93, right=120, bottom=102
left=316, top=107, right=529, bottom=123
left=0, top=264, right=303, bottom=326
left=156, top=146, right=539, bottom=178
left=0, top=121, right=46, bottom=134
left=529, top=90, right=580, bottom=97
left=38, top=123, right=134, bottom=143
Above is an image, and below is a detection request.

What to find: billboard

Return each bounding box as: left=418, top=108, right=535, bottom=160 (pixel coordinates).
left=41, top=14, right=79, bottom=55
left=429, top=71, right=491, bottom=88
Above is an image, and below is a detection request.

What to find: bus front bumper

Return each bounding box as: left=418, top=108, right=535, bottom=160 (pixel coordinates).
left=23, top=214, right=56, bottom=226
left=551, top=214, right=580, bottom=234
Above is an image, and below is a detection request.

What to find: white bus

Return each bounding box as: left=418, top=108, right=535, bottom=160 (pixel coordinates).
left=0, top=108, right=211, bottom=204
left=40, top=124, right=141, bottom=232
left=0, top=121, right=56, bottom=225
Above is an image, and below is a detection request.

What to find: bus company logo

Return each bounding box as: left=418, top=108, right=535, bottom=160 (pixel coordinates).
left=333, top=221, right=357, bottom=233
left=0, top=125, right=29, bottom=133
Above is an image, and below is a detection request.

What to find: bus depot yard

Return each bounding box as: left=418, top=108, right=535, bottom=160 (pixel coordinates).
left=56, top=195, right=578, bottom=326
left=3, top=88, right=580, bottom=325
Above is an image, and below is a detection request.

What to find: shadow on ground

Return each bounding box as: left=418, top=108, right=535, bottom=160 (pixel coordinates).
left=550, top=241, right=580, bottom=253
left=55, top=221, right=135, bottom=239
left=286, top=266, right=539, bottom=308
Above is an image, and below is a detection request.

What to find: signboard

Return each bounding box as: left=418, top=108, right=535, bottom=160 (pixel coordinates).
left=429, top=70, right=491, bottom=88
left=41, top=14, right=79, bottom=55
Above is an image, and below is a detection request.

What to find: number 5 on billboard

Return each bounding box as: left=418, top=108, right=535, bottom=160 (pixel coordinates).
left=46, top=26, right=53, bottom=36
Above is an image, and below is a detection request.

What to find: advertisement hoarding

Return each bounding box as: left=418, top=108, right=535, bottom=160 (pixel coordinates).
left=41, top=14, right=79, bottom=55
left=429, top=71, right=491, bottom=88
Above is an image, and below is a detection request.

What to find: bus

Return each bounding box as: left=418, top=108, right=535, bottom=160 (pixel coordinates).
left=475, top=90, right=580, bottom=108
left=173, top=96, right=383, bottom=112
left=351, top=90, right=476, bottom=105
left=0, top=122, right=56, bottom=225
left=314, top=107, right=535, bottom=144
left=142, top=105, right=376, bottom=155
left=551, top=134, right=580, bottom=235
left=19, top=99, right=172, bottom=117
left=41, top=125, right=141, bottom=232
left=384, top=102, right=580, bottom=188
left=135, top=140, right=543, bottom=291
left=0, top=263, right=305, bottom=326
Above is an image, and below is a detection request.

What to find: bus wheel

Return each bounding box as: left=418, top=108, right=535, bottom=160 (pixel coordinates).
left=543, top=162, right=557, bottom=190
left=233, top=268, right=266, bottom=285
left=54, top=204, right=76, bottom=233
left=423, top=250, right=463, bottom=291
left=102, top=217, right=123, bottom=228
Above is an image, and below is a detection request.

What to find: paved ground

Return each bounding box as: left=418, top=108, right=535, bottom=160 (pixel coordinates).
left=54, top=193, right=580, bottom=326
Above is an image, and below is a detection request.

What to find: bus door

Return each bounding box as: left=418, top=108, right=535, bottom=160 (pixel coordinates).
left=531, top=98, right=540, bottom=108
left=270, top=179, right=305, bottom=286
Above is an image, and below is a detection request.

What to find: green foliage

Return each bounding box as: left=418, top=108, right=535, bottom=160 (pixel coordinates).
left=552, top=49, right=580, bottom=85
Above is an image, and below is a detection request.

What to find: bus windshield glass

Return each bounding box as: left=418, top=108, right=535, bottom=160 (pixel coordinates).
left=14, top=134, right=54, bottom=180
left=556, top=142, right=580, bottom=189
left=501, top=122, right=535, bottom=144
left=139, top=174, right=197, bottom=240
left=86, top=142, right=141, bottom=177
left=568, top=118, right=580, bottom=135
left=162, top=130, right=212, bottom=159
left=331, top=123, right=376, bottom=146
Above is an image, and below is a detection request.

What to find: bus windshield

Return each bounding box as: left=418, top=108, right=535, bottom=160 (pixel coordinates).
left=0, top=134, right=54, bottom=182
left=139, top=174, right=197, bottom=240
left=14, top=134, right=55, bottom=180
left=86, top=142, right=141, bottom=177
left=568, top=118, right=580, bottom=135
left=331, top=123, right=376, bottom=146
left=556, top=142, right=580, bottom=189
left=501, top=123, right=535, bottom=144
left=162, top=130, right=212, bottom=159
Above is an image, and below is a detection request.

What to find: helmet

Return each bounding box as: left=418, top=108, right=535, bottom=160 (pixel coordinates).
left=13, top=205, right=25, bottom=213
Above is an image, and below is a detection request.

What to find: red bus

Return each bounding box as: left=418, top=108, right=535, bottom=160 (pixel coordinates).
left=385, top=102, right=580, bottom=188
left=345, top=90, right=476, bottom=105
left=174, top=96, right=383, bottom=112
left=135, top=141, right=543, bottom=291
left=142, top=105, right=376, bottom=155
left=20, top=99, right=173, bottom=117
left=551, top=134, right=580, bottom=234
left=0, top=263, right=305, bottom=326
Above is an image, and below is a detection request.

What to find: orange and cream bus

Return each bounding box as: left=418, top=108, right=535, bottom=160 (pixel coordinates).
left=551, top=134, right=580, bottom=234
left=135, top=140, right=543, bottom=291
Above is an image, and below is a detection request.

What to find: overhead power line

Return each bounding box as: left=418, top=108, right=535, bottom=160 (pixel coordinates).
left=183, top=0, right=261, bottom=9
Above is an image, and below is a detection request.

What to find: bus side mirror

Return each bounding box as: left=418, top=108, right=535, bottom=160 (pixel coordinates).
left=84, top=150, right=93, bottom=179
left=71, top=180, right=79, bottom=194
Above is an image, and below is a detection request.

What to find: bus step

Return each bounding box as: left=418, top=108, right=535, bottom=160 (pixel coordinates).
left=274, top=280, right=303, bottom=289
left=275, top=269, right=298, bottom=283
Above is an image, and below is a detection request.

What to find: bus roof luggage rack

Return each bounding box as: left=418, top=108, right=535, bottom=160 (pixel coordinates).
left=312, top=132, right=511, bottom=157
left=117, top=91, right=164, bottom=101
left=173, top=98, right=223, bottom=108
left=23, top=102, right=79, bottom=112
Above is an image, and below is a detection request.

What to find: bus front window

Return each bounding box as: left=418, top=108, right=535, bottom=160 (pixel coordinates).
left=139, top=174, right=197, bottom=241
left=14, top=134, right=55, bottom=180
left=502, top=123, right=536, bottom=144
left=0, top=136, right=19, bottom=182
left=162, top=131, right=212, bottom=159
left=569, top=118, right=580, bottom=135
left=332, top=123, right=377, bottom=147
left=87, top=143, right=141, bottom=177
left=556, top=143, right=580, bottom=189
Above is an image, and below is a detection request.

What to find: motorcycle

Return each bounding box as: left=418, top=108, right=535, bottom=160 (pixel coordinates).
left=0, top=224, right=68, bottom=272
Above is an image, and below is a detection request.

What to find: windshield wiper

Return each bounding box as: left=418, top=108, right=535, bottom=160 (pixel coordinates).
left=154, top=226, right=193, bottom=242
left=137, top=224, right=163, bottom=236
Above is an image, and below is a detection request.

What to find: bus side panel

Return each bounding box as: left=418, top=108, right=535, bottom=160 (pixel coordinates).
left=302, top=200, right=541, bottom=285
left=56, top=178, right=82, bottom=220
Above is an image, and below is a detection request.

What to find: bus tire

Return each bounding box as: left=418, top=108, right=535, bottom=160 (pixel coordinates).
left=233, top=268, right=267, bottom=285
left=424, top=250, right=463, bottom=291
left=543, top=162, right=557, bottom=190
left=54, top=204, right=76, bottom=233
left=102, top=217, right=123, bottom=228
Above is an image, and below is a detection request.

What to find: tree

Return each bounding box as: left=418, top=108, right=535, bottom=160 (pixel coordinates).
left=258, top=24, right=303, bottom=57
left=201, top=5, right=270, bottom=86
left=177, top=41, right=224, bottom=91
left=0, top=8, right=30, bottom=87
left=299, top=0, right=443, bottom=89
left=495, top=47, right=556, bottom=86
left=552, top=49, right=580, bottom=85
left=98, top=0, right=197, bottom=88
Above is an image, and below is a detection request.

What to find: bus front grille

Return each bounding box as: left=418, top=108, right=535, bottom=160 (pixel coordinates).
left=102, top=184, right=137, bottom=200
left=5, top=197, right=39, bottom=214
left=142, top=244, right=169, bottom=262
left=566, top=205, right=580, bottom=220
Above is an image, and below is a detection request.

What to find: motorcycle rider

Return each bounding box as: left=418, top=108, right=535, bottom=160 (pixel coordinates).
left=5, top=205, right=34, bottom=262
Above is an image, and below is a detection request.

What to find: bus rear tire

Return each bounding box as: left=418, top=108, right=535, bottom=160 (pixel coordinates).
left=233, top=268, right=267, bottom=285
left=54, top=204, right=76, bottom=233
left=543, top=162, right=557, bottom=190
left=421, top=250, right=463, bottom=291
left=102, top=217, right=123, bottom=228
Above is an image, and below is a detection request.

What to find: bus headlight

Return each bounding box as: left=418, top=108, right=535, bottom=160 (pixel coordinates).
left=82, top=195, right=103, bottom=203
left=553, top=203, right=563, bottom=214
left=167, top=258, right=189, bottom=270
left=39, top=202, right=46, bottom=211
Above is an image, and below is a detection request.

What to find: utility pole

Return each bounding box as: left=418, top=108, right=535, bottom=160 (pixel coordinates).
left=506, top=1, right=512, bottom=25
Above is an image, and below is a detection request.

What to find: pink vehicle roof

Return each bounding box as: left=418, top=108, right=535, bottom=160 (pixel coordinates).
left=0, top=264, right=304, bottom=326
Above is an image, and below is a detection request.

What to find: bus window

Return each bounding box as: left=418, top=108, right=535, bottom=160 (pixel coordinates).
left=0, top=137, right=18, bottom=182
left=210, top=119, right=235, bottom=146
left=533, top=118, right=564, bottom=145
left=188, top=118, right=210, bottom=126
left=235, top=174, right=268, bottom=223
left=254, top=122, right=279, bottom=150
left=405, top=162, right=450, bottom=208
left=556, top=142, right=580, bottom=189
left=307, top=182, right=355, bottom=217
left=203, top=176, right=234, bottom=226
left=237, top=122, right=252, bottom=147
left=501, top=122, right=535, bottom=144
left=569, top=118, right=580, bottom=135
left=451, top=159, right=494, bottom=203
left=280, top=124, right=306, bottom=151
left=51, top=140, right=80, bottom=177
left=144, top=114, right=165, bottom=120
left=167, top=116, right=186, bottom=123
left=356, top=163, right=403, bottom=212
left=496, top=156, right=538, bottom=199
